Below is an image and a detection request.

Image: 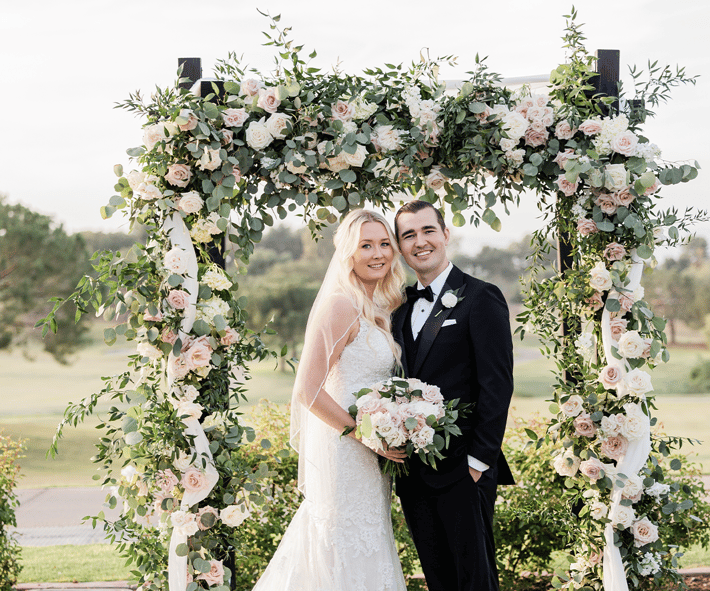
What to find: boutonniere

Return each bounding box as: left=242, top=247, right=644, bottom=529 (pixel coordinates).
left=436, top=288, right=464, bottom=316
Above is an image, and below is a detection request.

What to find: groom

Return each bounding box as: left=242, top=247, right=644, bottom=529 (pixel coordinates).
left=392, top=200, right=514, bottom=591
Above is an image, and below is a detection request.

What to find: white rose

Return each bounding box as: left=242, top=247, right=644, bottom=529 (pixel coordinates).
left=589, top=261, right=612, bottom=292
left=177, top=191, right=204, bottom=214
left=600, top=414, right=621, bottom=437
left=343, top=144, right=368, bottom=168
left=645, top=482, right=670, bottom=499
left=266, top=112, right=292, bottom=139
left=240, top=78, right=262, bottom=97
left=372, top=158, right=397, bottom=180
left=198, top=148, right=221, bottom=171
left=245, top=120, right=274, bottom=150
left=176, top=401, right=203, bottom=423
left=617, top=331, right=645, bottom=359
left=411, top=425, right=435, bottom=449
left=257, top=87, right=281, bottom=113
left=426, top=168, right=447, bottom=191
left=553, top=449, right=580, bottom=477
left=171, top=510, right=199, bottom=536
left=620, top=403, right=649, bottom=441
left=560, top=394, right=584, bottom=417
left=499, top=138, right=517, bottom=152
left=604, top=164, right=629, bottom=191
left=611, top=131, right=639, bottom=157
left=502, top=111, right=529, bottom=141
left=611, top=504, right=636, bottom=529
left=441, top=292, right=458, bottom=308
left=135, top=182, right=162, bottom=201
left=137, top=341, right=162, bottom=361
left=624, top=368, right=654, bottom=397
left=372, top=125, right=405, bottom=152
left=126, top=170, right=146, bottom=190
left=220, top=504, right=250, bottom=527
left=163, top=247, right=189, bottom=274
left=622, top=474, right=644, bottom=500
left=590, top=501, right=608, bottom=520
left=632, top=517, right=659, bottom=547
left=174, top=450, right=192, bottom=472
left=221, top=108, right=249, bottom=128
left=143, top=122, right=176, bottom=151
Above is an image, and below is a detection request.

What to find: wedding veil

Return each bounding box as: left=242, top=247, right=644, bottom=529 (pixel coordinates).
left=289, top=248, right=360, bottom=494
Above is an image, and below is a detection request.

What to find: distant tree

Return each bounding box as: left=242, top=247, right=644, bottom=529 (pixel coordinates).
left=0, top=196, right=90, bottom=362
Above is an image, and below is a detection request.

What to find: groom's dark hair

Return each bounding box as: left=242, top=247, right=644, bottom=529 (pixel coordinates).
left=394, top=200, right=447, bottom=241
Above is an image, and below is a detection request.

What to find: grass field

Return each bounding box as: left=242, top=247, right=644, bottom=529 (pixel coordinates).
left=1, top=325, right=709, bottom=489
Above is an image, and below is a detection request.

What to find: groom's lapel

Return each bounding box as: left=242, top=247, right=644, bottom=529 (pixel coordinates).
left=412, top=267, right=466, bottom=376
left=393, top=303, right=410, bottom=376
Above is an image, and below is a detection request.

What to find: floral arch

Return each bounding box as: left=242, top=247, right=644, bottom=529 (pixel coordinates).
left=42, top=10, right=705, bottom=591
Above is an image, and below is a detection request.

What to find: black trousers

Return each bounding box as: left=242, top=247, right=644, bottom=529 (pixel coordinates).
left=398, top=467, right=499, bottom=591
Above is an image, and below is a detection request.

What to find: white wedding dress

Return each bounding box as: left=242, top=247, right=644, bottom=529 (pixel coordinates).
left=253, top=320, right=407, bottom=591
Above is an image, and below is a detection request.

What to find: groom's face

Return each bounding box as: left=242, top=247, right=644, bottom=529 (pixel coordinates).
left=396, top=208, right=450, bottom=284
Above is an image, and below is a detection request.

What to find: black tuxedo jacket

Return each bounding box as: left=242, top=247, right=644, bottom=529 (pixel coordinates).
left=393, top=265, right=515, bottom=490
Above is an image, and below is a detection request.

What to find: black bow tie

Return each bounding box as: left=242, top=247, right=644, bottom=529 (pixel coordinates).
left=406, top=284, right=434, bottom=303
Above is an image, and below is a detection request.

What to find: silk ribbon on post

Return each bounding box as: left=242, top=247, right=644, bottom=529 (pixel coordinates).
left=601, top=251, right=651, bottom=591
left=163, top=213, right=220, bottom=591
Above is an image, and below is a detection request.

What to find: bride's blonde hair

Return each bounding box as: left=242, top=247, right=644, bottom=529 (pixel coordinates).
left=333, top=209, right=405, bottom=363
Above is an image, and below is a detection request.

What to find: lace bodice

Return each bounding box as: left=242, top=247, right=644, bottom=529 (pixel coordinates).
left=252, top=318, right=405, bottom=591
left=325, top=319, right=396, bottom=409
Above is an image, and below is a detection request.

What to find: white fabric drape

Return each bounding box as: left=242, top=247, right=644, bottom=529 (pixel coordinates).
left=163, top=213, right=220, bottom=591
left=600, top=251, right=651, bottom=591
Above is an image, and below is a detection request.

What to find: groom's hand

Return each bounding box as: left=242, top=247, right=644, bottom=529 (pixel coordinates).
left=469, top=467, right=482, bottom=482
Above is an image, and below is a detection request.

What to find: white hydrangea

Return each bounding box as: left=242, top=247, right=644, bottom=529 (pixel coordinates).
left=638, top=552, right=662, bottom=576
left=645, top=481, right=671, bottom=499
left=202, top=268, right=232, bottom=291
left=635, top=142, right=662, bottom=162
left=196, top=296, right=231, bottom=324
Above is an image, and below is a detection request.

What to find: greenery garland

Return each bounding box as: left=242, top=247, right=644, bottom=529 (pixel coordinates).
left=39, top=8, right=705, bottom=591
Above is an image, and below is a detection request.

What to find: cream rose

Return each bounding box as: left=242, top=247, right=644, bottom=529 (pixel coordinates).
left=165, top=163, right=192, bottom=188
left=198, top=148, right=221, bottom=171
left=555, top=120, right=577, bottom=140
left=620, top=402, right=649, bottom=441
left=343, top=144, right=368, bottom=168
left=185, top=337, right=212, bottom=369
left=601, top=434, right=628, bottom=460
left=170, top=510, right=199, bottom=536
left=181, top=467, right=210, bottom=495
left=257, top=87, right=281, bottom=113
left=603, top=242, right=627, bottom=262
left=577, top=218, right=598, bottom=236
left=331, top=100, right=355, bottom=121
left=600, top=414, right=622, bottom=437
left=245, top=120, right=274, bottom=150
left=590, top=501, right=608, bottom=520
left=609, top=317, right=628, bottom=341
left=594, top=193, right=618, bottom=215
left=266, top=112, right=292, bottom=139
left=622, top=474, right=645, bottom=502
left=555, top=174, right=579, bottom=196
left=632, top=517, right=659, bottom=547
left=372, top=125, right=405, bottom=152
left=163, top=247, right=189, bottom=274
left=177, top=191, right=204, bottom=214
left=143, top=122, right=176, bottom=150
left=126, top=170, right=145, bottom=190
left=220, top=504, right=251, bottom=527
left=599, top=364, right=624, bottom=390
left=167, top=289, right=190, bottom=310
left=426, top=168, right=447, bottom=191
left=524, top=128, right=549, bottom=147
left=176, top=400, right=203, bottom=423
left=579, top=119, right=603, bottom=135
left=624, top=368, right=654, bottom=397
left=220, top=327, right=240, bottom=347
left=611, top=131, right=639, bottom=157
left=137, top=341, right=162, bottom=361
left=196, top=559, right=225, bottom=587
left=604, top=164, right=629, bottom=191
left=560, top=394, right=584, bottom=417
left=589, top=261, right=612, bottom=292
left=617, top=331, right=645, bottom=359
left=611, top=505, right=636, bottom=529
left=573, top=412, right=597, bottom=437
left=579, top=457, right=604, bottom=481
left=240, top=78, right=262, bottom=97
left=553, top=449, right=580, bottom=477
left=177, top=109, right=198, bottom=132
left=169, top=354, right=190, bottom=380
left=222, top=108, right=249, bottom=128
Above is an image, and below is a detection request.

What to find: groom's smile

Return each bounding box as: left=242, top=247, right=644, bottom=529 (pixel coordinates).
left=396, top=208, right=450, bottom=286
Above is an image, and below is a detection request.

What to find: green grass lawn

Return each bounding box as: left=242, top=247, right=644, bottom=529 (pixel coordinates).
left=18, top=545, right=131, bottom=583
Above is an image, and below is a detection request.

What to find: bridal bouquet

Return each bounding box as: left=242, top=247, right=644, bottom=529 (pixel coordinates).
left=346, top=377, right=468, bottom=477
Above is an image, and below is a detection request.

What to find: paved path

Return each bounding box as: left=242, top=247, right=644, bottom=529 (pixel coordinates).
left=12, top=487, right=121, bottom=547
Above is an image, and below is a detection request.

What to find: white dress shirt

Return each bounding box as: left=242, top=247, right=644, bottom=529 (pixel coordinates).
left=409, top=262, right=489, bottom=474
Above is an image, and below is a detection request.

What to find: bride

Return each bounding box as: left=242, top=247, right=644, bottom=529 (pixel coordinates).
left=252, top=209, right=408, bottom=590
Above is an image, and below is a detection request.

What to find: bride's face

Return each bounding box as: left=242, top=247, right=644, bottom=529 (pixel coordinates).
left=351, top=221, right=395, bottom=287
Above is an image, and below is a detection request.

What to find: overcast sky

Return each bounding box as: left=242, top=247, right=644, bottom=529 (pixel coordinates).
left=1, top=0, right=708, bottom=254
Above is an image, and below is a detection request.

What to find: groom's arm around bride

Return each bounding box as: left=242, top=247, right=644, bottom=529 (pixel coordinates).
left=392, top=200, right=514, bottom=591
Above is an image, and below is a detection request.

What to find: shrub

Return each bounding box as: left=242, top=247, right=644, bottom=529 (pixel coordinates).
left=0, top=433, right=24, bottom=590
